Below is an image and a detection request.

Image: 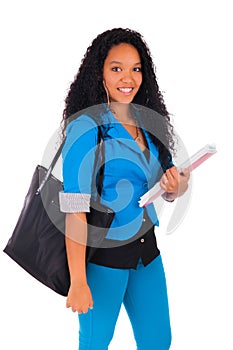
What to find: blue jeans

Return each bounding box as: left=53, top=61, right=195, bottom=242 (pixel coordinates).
left=78, top=255, right=171, bottom=350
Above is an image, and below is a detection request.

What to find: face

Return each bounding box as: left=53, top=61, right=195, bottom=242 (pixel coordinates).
left=103, top=43, right=143, bottom=104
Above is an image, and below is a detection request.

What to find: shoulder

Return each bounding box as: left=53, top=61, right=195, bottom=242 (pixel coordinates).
left=66, top=114, right=98, bottom=136
left=62, top=114, right=99, bottom=157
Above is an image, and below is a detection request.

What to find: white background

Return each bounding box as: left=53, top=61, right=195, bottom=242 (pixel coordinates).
left=0, top=1, right=232, bottom=349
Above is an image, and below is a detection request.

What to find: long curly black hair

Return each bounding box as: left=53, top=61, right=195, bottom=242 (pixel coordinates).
left=61, top=28, right=175, bottom=169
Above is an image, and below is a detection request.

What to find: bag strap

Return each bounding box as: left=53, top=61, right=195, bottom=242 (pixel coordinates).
left=91, top=126, right=105, bottom=202
left=36, top=121, right=103, bottom=195
left=36, top=138, right=66, bottom=194
left=88, top=114, right=105, bottom=196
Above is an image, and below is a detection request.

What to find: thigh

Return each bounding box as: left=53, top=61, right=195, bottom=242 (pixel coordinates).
left=78, top=263, right=129, bottom=350
left=123, top=255, right=172, bottom=350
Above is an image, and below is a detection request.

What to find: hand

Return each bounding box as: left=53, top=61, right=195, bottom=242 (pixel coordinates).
left=66, top=281, right=94, bottom=314
left=160, top=166, right=190, bottom=201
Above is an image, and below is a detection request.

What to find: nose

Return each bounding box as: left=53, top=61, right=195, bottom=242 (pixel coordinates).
left=121, top=70, right=133, bottom=83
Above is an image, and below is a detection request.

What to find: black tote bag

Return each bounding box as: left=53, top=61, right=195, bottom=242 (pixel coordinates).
left=3, top=125, right=115, bottom=297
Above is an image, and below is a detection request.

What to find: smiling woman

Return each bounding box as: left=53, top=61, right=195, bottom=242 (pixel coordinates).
left=59, top=27, right=190, bottom=350
left=103, top=43, right=143, bottom=103
left=102, top=43, right=145, bottom=149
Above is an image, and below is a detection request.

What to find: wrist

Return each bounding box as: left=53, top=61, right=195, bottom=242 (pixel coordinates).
left=162, top=192, right=177, bottom=202
left=70, top=274, right=87, bottom=286
left=71, top=279, right=88, bottom=288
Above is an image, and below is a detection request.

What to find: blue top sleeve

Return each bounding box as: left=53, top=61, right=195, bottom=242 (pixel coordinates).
left=62, top=115, right=99, bottom=194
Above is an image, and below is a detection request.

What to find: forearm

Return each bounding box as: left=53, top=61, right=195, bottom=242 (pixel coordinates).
left=65, top=212, right=88, bottom=284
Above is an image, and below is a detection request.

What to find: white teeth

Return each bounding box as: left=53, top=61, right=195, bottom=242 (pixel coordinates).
left=118, top=88, right=133, bottom=93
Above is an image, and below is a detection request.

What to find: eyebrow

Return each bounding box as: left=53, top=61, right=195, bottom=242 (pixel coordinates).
left=109, top=60, right=141, bottom=65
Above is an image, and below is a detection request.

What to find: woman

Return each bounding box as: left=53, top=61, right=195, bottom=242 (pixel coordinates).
left=59, top=28, right=190, bottom=350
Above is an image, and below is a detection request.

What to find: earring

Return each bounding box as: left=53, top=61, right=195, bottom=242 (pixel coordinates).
left=103, top=81, right=110, bottom=108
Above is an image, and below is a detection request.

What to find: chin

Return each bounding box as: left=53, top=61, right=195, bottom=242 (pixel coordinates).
left=116, top=96, right=135, bottom=104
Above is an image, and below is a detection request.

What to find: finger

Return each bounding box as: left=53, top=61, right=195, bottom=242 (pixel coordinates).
left=167, top=166, right=178, bottom=180
left=165, top=168, right=178, bottom=189
left=78, top=309, right=86, bottom=314
left=163, top=176, right=168, bottom=186
left=180, top=168, right=190, bottom=179
left=160, top=175, right=168, bottom=190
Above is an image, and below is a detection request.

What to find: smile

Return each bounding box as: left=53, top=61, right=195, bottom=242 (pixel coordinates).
left=117, top=87, right=134, bottom=94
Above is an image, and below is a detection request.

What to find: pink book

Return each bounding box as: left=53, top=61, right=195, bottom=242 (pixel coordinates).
left=138, top=144, right=217, bottom=207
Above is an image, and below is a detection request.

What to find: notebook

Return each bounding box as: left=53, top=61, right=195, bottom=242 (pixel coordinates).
left=138, top=144, right=217, bottom=207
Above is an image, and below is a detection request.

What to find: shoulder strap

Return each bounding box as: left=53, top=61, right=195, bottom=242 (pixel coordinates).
left=36, top=121, right=103, bottom=194
left=36, top=139, right=66, bottom=194
left=94, top=127, right=105, bottom=200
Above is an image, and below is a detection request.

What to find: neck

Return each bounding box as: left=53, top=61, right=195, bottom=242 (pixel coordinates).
left=110, top=102, right=131, bottom=122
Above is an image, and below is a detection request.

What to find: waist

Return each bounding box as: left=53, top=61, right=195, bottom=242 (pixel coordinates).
left=87, top=211, right=159, bottom=269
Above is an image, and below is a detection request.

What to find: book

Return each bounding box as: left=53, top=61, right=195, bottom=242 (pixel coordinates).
left=138, top=143, right=217, bottom=207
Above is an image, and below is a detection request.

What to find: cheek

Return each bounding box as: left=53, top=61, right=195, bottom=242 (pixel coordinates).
left=103, top=67, right=115, bottom=86
left=105, top=75, right=117, bottom=89
left=136, top=75, right=143, bottom=87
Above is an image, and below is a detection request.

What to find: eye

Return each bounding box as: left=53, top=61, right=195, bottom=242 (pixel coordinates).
left=112, top=67, right=121, bottom=72
left=134, top=67, right=142, bottom=72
